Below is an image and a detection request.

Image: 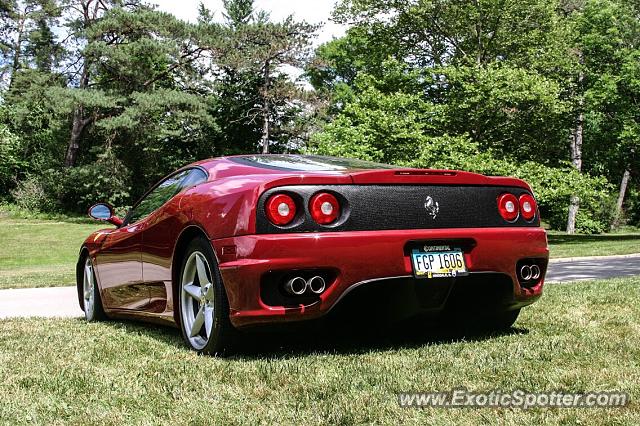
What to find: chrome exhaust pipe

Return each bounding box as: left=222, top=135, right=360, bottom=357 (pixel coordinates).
left=520, top=265, right=532, bottom=281
left=284, top=277, right=307, bottom=295
left=530, top=264, right=541, bottom=280
left=307, top=276, right=326, bottom=294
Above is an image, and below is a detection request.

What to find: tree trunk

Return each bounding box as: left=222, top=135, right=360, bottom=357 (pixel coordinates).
left=63, top=0, right=106, bottom=167
left=63, top=60, right=91, bottom=167
left=64, top=107, right=86, bottom=167
left=566, top=110, right=583, bottom=234
left=566, top=64, right=584, bottom=234
left=473, top=0, right=483, bottom=65
left=9, top=16, right=25, bottom=89
left=261, top=59, right=271, bottom=154
left=610, top=169, right=631, bottom=230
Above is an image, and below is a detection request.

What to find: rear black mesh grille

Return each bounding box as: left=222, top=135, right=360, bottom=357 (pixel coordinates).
left=256, top=185, right=539, bottom=234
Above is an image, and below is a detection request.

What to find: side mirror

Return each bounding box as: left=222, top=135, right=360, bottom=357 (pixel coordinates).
left=88, top=203, right=123, bottom=226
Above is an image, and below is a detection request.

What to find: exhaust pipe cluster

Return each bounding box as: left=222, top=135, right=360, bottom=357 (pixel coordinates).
left=284, top=276, right=326, bottom=296
left=519, top=264, right=541, bottom=281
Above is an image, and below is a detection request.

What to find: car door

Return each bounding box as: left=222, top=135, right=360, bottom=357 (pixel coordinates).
left=140, top=168, right=208, bottom=313
left=96, top=170, right=192, bottom=311
left=94, top=221, right=144, bottom=311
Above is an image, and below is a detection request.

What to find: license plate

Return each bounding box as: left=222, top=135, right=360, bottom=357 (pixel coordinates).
left=411, top=246, right=468, bottom=278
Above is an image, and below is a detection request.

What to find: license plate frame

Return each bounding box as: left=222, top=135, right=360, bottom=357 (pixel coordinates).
left=411, top=245, right=468, bottom=279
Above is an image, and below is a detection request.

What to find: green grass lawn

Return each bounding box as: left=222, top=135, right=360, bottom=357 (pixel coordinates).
left=0, top=277, right=638, bottom=424
left=548, top=230, right=640, bottom=259
left=0, top=214, right=103, bottom=290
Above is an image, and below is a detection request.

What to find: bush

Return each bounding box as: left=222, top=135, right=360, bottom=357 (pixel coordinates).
left=10, top=148, right=131, bottom=215
left=56, top=149, right=131, bottom=213
left=10, top=176, right=58, bottom=212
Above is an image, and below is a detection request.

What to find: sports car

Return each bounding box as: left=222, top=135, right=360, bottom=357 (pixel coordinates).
left=78, top=154, right=548, bottom=354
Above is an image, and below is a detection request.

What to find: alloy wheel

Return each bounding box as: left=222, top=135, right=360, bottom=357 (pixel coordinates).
left=180, top=251, right=215, bottom=350
left=83, top=257, right=95, bottom=320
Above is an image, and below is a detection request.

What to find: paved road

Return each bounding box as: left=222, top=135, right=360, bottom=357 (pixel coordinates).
left=1, top=254, right=639, bottom=319
left=546, top=253, right=640, bottom=283
left=0, top=286, right=83, bottom=319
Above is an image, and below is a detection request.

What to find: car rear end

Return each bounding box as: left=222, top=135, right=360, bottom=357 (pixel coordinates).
left=211, top=160, right=548, bottom=328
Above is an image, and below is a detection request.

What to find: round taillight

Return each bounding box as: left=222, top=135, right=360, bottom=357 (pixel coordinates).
left=309, top=192, right=340, bottom=225
left=519, top=194, right=537, bottom=221
left=497, top=193, right=519, bottom=222
left=265, top=194, right=296, bottom=226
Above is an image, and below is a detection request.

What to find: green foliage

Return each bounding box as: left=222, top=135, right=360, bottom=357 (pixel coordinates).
left=2, top=70, right=69, bottom=172
left=55, top=149, right=131, bottom=213
left=576, top=0, right=640, bottom=179
left=10, top=175, right=58, bottom=212
left=209, top=0, right=319, bottom=153
left=10, top=149, right=130, bottom=214
left=626, top=187, right=640, bottom=227
left=208, top=69, right=264, bottom=154
left=443, top=64, right=570, bottom=164
left=0, top=123, right=24, bottom=194
left=0, top=202, right=95, bottom=223
left=309, top=74, right=614, bottom=233
left=222, top=0, right=254, bottom=27
left=309, top=73, right=441, bottom=163
left=306, top=0, right=640, bottom=232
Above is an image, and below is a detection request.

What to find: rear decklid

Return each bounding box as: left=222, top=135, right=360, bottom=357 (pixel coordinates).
left=348, top=168, right=532, bottom=190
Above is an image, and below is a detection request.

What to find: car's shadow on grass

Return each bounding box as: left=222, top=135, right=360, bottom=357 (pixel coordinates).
left=92, top=315, right=529, bottom=359
left=231, top=319, right=529, bottom=359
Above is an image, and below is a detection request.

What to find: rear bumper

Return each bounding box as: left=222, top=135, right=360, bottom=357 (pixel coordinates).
left=212, top=228, right=548, bottom=328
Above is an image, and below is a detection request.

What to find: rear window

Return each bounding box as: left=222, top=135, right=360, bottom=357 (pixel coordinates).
left=230, top=155, right=395, bottom=171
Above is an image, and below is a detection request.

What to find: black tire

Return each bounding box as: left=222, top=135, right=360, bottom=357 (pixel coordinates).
left=81, top=255, right=107, bottom=322
left=177, top=237, right=236, bottom=356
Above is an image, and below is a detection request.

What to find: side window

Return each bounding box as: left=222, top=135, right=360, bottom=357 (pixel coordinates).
left=127, top=170, right=191, bottom=224
left=181, top=168, right=207, bottom=189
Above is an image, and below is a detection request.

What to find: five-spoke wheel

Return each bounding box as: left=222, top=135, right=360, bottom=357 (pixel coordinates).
left=180, top=251, right=216, bottom=349
left=178, top=237, right=234, bottom=355
left=82, top=256, right=105, bottom=321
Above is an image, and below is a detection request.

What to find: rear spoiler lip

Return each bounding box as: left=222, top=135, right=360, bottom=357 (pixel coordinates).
left=348, top=169, right=534, bottom=192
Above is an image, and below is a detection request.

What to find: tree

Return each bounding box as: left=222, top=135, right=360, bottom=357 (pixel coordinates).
left=210, top=0, right=318, bottom=153
left=566, top=0, right=640, bottom=231
left=0, top=0, right=60, bottom=87
left=60, top=0, right=119, bottom=167
left=2, top=1, right=229, bottom=209
left=313, top=0, right=571, bottom=163
left=309, top=0, right=628, bottom=232
left=69, top=5, right=223, bottom=195
left=222, top=0, right=252, bottom=27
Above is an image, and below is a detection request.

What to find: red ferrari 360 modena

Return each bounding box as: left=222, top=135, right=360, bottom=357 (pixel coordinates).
left=78, top=155, right=548, bottom=355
